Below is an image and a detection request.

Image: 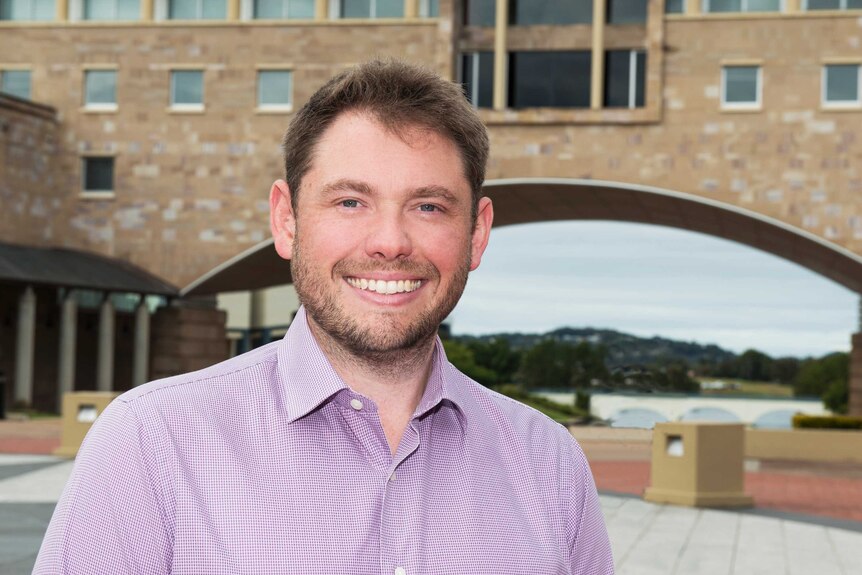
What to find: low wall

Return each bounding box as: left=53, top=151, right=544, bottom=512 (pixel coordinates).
left=745, top=428, right=862, bottom=464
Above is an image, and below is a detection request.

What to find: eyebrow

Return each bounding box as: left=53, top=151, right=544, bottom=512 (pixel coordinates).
left=319, top=180, right=462, bottom=205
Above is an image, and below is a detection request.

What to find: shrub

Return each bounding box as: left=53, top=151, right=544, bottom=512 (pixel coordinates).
left=792, top=414, right=862, bottom=430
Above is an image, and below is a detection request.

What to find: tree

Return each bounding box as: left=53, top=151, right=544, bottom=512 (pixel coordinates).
left=442, top=340, right=498, bottom=386
left=794, top=352, right=849, bottom=414
left=466, top=338, right=521, bottom=384
left=519, top=339, right=609, bottom=390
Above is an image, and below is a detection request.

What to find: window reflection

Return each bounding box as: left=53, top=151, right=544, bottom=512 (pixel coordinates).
left=508, top=51, right=591, bottom=109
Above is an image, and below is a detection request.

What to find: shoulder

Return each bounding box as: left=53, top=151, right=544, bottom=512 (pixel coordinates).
left=114, top=339, right=282, bottom=410
left=446, top=364, right=580, bottom=460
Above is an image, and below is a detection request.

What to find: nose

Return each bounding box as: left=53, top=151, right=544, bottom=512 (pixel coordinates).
left=364, top=209, right=413, bottom=261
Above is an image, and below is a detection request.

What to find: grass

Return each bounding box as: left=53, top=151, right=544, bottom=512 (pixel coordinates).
left=696, top=377, right=794, bottom=398
left=494, top=384, right=589, bottom=424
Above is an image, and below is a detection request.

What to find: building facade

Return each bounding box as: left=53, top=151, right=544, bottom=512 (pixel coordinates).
left=2, top=0, right=862, bottom=414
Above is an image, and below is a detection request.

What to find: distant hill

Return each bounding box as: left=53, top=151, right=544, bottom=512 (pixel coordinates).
left=453, top=327, right=737, bottom=368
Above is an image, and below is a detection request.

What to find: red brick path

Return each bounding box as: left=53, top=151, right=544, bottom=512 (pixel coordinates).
left=589, top=460, right=862, bottom=523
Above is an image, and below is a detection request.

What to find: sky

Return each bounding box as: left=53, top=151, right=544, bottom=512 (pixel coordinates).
left=448, top=221, right=858, bottom=359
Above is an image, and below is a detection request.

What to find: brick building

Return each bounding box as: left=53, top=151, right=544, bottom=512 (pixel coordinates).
left=1, top=0, right=861, bottom=414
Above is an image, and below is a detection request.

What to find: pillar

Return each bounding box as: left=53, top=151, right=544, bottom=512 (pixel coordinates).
left=685, top=0, right=701, bottom=15
left=227, top=0, right=240, bottom=20
left=133, top=297, right=151, bottom=387
left=57, top=290, right=78, bottom=405
left=56, top=0, right=68, bottom=20
left=315, top=0, right=327, bottom=19
left=97, top=295, right=115, bottom=392
left=405, top=0, right=419, bottom=18
left=141, top=0, right=154, bottom=21
left=14, top=286, right=36, bottom=407
left=492, top=0, right=508, bottom=110
left=850, top=332, right=862, bottom=417
left=591, top=0, right=606, bottom=110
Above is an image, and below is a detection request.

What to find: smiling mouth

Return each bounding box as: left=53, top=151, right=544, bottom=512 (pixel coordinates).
left=346, top=277, right=423, bottom=295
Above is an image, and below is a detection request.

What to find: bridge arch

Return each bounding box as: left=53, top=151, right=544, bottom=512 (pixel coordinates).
left=182, top=178, right=862, bottom=296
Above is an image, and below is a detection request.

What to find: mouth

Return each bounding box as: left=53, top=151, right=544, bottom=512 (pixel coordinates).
left=345, top=277, right=423, bottom=295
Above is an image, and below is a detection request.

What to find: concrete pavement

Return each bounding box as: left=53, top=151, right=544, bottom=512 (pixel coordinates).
left=2, top=454, right=861, bottom=574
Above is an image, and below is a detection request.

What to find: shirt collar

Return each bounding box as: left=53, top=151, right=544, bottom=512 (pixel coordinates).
left=278, top=306, right=468, bottom=428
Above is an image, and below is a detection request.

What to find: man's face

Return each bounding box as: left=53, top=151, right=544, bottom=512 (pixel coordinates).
left=270, top=112, right=493, bottom=356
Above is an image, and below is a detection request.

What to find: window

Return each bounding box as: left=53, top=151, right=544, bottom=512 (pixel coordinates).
left=330, top=0, right=403, bottom=18
left=607, top=0, right=647, bottom=24
left=419, top=0, right=437, bottom=17
left=257, top=70, right=292, bottom=110
left=805, top=0, right=862, bottom=9
left=253, top=0, right=312, bottom=18
left=0, top=70, right=31, bottom=100
left=0, top=0, right=55, bottom=20
left=82, top=0, right=140, bottom=19
left=665, top=0, right=684, bottom=12
left=721, top=65, right=761, bottom=109
left=460, top=52, right=493, bottom=108
left=82, top=157, right=115, bottom=196
left=167, top=0, right=226, bottom=19
left=84, top=69, right=117, bottom=110
left=604, top=50, right=646, bottom=108
left=510, top=0, right=591, bottom=24
left=463, top=0, right=494, bottom=25
left=822, top=64, right=860, bottom=107
left=170, top=70, right=204, bottom=110
left=703, top=0, right=780, bottom=11
left=509, top=51, right=591, bottom=109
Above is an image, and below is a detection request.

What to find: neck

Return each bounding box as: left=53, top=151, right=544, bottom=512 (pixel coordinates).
left=306, top=315, right=438, bottom=453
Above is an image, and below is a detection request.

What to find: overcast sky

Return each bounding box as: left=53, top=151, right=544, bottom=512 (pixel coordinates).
left=449, top=221, right=858, bottom=359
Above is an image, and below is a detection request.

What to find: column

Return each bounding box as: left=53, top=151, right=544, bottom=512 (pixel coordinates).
left=97, top=295, right=115, bottom=392
left=492, top=0, right=508, bottom=111
left=405, top=0, right=419, bottom=18
left=228, top=0, right=240, bottom=20
left=57, top=290, right=78, bottom=405
left=591, top=0, right=607, bottom=110
left=685, top=0, right=701, bottom=15
left=315, top=0, right=328, bottom=20
left=141, top=0, right=154, bottom=21
left=14, top=286, right=36, bottom=407
left=56, top=0, right=68, bottom=20
left=133, top=297, right=151, bottom=387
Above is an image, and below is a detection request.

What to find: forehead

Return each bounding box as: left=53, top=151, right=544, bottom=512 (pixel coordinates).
left=304, top=111, right=469, bottom=192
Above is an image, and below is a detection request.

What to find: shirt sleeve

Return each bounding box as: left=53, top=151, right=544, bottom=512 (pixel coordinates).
left=565, top=435, right=616, bottom=575
left=33, top=398, right=173, bottom=574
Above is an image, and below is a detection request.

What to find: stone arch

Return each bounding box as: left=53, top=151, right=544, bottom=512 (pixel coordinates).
left=182, top=178, right=862, bottom=296
left=608, top=407, right=669, bottom=430
left=680, top=407, right=741, bottom=423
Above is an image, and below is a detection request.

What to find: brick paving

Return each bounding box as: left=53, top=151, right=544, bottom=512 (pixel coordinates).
left=0, top=420, right=61, bottom=455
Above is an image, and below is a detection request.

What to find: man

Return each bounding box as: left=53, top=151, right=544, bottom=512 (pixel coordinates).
left=35, top=60, right=614, bottom=574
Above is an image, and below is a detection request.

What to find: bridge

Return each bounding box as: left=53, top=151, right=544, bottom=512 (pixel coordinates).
left=538, top=391, right=826, bottom=429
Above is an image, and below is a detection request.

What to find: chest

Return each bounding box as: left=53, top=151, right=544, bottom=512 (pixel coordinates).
left=167, top=409, right=568, bottom=575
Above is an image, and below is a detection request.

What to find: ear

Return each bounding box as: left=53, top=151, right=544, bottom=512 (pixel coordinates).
left=469, top=197, right=494, bottom=271
left=269, top=179, right=296, bottom=261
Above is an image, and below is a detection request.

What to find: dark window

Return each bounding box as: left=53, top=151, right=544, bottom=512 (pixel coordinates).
left=508, top=51, right=591, bottom=109
left=607, top=0, right=647, bottom=24
left=464, top=0, right=494, bottom=25
left=511, top=0, right=592, bottom=25
left=461, top=52, right=494, bottom=108
left=665, top=0, right=684, bottom=12
left=83, top=157, right=114, bottom=192
left=604, top=50, right=646, bottom=108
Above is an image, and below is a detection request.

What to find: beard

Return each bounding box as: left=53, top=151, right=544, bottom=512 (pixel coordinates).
left=290, top=235, right=470, bottom=361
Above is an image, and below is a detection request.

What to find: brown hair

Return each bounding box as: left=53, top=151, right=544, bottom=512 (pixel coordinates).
left=281, top=59, right=489, bottom=217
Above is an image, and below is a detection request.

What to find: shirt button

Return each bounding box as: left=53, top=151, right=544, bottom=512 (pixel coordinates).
left=394, top=568, right=406, bottom=575
left=350, top=398, right=363, bottom=411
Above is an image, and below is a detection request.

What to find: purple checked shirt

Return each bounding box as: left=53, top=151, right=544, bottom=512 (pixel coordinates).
left=35, top=307, right=614, bottom=574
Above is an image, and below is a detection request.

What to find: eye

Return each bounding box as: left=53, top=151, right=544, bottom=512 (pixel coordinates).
left=340, top=199, right=360, bottom=208
left=418, top=203, right=439, bottom=212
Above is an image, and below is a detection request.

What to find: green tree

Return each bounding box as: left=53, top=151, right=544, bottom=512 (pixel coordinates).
left=467, top=338, right=521, bottom=384
left=519, top=339, right=609, bottom=390
left=794, top=352, right=849, bottom=414
left=442, top=340, right=498, bottom=386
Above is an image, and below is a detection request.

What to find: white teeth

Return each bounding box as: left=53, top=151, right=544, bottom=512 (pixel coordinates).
left=347, top=277, right=421, bottom=294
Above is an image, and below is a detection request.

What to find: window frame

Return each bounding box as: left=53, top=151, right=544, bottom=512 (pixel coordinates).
left=459, top=51, right=494, bottom=109
left=169, top=69, right=205, bottom=112
left=702, top=0, right=783, bottom=12
left=73, top=0, right=141, bottom=20
left=81, top=155, right=116, bottom=200
left=604, top=49, right=646, bottom=109
left=720, top=65, right=762, bottom=111
left=256, top=68, right=293, bottom=112
left=803, top=0, right=862, bottom=9
left=0, top=68, right=32, bottom=100
left=157, top=0, right=227, bottom=20
left=245, top=0, right=315, bottom=19
left=821, top=63, right=861, bottom=109
left=328, top=0, right=404, bottom=18
left=83, top=67, right=118, bottom=112
left=0, top=0, right=56, bottom=21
